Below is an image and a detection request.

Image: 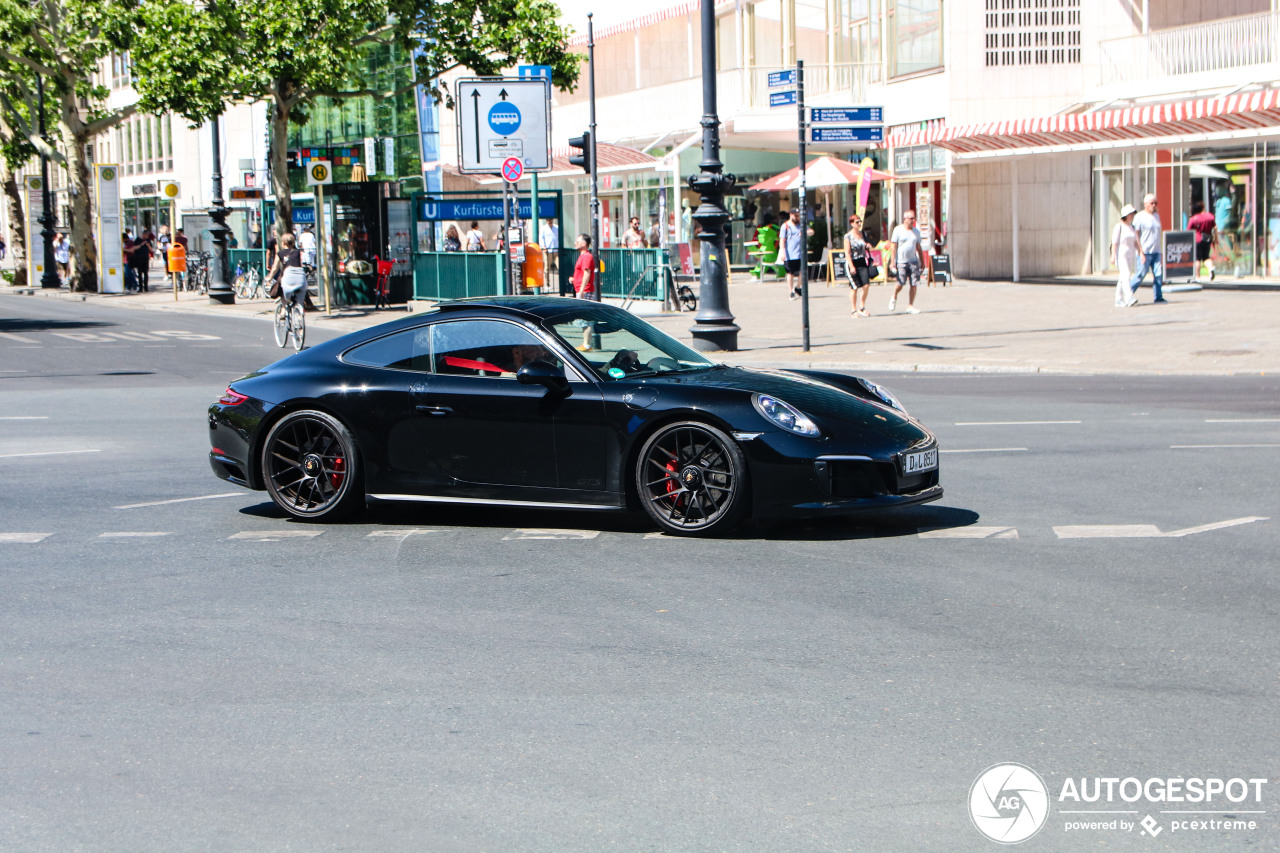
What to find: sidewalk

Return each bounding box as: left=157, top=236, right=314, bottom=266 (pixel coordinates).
left=8, top=272, right=1280, bottom=376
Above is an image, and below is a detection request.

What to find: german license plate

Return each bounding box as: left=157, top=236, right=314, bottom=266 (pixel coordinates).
left=900, top=448, right=938, bottom=474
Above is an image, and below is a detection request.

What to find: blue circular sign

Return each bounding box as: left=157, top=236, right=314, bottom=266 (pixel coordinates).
left=488, top=102, right=522, bottom=135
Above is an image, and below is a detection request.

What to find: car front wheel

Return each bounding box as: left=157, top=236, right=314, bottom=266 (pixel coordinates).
left=636, top=421, right=749, bottom=536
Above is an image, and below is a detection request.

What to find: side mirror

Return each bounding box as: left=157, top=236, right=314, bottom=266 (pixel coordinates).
left=516, top=360, right=570, bottom=395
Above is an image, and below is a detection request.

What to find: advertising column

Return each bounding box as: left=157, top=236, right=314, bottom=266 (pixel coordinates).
left=96, top=166, right=124, bottom=293
left=25, top=176, right=44, bottom=286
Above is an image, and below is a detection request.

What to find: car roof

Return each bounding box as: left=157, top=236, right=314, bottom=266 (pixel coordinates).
left=436, top=296, right=612, bottom=320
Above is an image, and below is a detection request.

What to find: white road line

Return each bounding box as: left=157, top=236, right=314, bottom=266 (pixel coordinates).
left=366, top=529, right=445, bottom=541
left=99, top=532, right=172, bottom=538
left=503, top=528, right=601, bottom=541
left=0, top=332, right=39, bottom=344
left=918, top=526, right=1019, bottom=539
left=940, top=447, right=1028, bottom=454
left=0, top=533, right=52, bottom=543
left=115, top=492, right=241, bottom=509
left=1055, top=517, right=1267, bottom=539
left=228, top=530, right=325, bottom=541
left=1170, top=444, right=1280, bottom=449
left=0, top=449, right=101, bottom=459
left=1205, top=418, right=1280, bottom=423
left=954, top=420, right=1081, bottom=426
left=0, top=416, right=48, bottom=420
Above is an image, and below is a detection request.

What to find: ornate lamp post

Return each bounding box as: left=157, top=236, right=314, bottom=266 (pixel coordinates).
left=35, top=75, right=59, bottom=290
left=686, top=0, right=739, bottom=351
left=205, top=0, right=234, bottom=304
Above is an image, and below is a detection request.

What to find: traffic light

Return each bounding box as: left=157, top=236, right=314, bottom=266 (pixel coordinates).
left=568, top=131, right=591, bottom=173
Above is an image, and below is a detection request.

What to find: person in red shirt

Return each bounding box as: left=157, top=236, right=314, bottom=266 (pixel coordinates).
left=571, top=233, right=597, bottom=300
left=1187, top=200, right=1217, bottom=282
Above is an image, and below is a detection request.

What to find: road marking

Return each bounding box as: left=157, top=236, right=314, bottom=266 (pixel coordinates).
left=918, top=526, right=1019, bottom=539
left=0, top=416, right=48, bottom=420
left=1205, top=418, right=1280, bottom=423
left=1170, top=444, right=1280, bottom=449
left=940, top=447, right=1028, bottom=454
left=0, top=533, right=51, bottom=543
left=503, top=528, right=601, bottom=540
left=0, top=332, right=39, bottom=344
left=115, top=492, right=241, bottom=509
left=0, top=449, right=101, bottom=459
left=1055, top=517, right=1267, bottom=539
left=228, top=530, right=325, bottom=541
left=99, top=532, right=172, bottom=538
left=954, top=420, right=1081, bottom=426
left=366, top=529, right=445, bottom=541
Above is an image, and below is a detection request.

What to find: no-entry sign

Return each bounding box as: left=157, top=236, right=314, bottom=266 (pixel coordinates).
left=501, top=157, right=524, bottom=183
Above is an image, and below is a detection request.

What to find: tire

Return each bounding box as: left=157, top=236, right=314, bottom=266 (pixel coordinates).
left=274, top=301, right=289, bottom=348
left=290, top=302, right=306, bottom=352
left=261, top=410, right=364, bottom=520
left=234, top=275, right=250, bottom=299
left=635, top=420, right=749, bottom=536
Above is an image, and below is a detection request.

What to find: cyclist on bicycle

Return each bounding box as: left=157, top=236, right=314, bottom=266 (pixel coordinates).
left=267, top=232, right=307, bottom=308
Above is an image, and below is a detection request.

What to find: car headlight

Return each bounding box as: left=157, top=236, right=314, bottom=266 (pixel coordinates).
left=857, top=378, right=906, bottom=413
left=752, top=393, right=821, bottom=437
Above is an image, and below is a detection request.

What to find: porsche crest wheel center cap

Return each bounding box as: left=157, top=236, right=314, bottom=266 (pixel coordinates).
left=680, top=465, right=703, bottom=489
left=302, top=454, right=323, bottom=478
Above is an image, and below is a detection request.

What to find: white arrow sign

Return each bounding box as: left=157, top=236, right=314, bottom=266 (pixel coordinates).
left=456, top=78, right=550, bottom=174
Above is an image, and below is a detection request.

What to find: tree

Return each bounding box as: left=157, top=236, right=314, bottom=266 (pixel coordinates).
left=130, top=0, right=580, bottom=235
left=0, top=0, right=140, bottom=292
left=0, top=59, right=44, bottom=288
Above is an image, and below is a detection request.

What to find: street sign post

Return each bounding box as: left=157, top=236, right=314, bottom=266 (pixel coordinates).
left=456, top=78, right=551, bottom=174
left=767, top=69, right=797, bottom=88
left=809, top=106, right=883, bottom=124
left=811, top=126, right=885, bottom=143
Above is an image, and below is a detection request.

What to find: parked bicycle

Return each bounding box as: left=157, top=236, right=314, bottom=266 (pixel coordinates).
left=185, top=251, right=212, bottom=294
left=233, top=260, right=264, bottom=299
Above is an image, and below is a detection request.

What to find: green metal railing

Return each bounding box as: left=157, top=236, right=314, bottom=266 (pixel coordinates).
left=557, top=247, right=667, bottom=300
left=412, top=252, right=505, bottom=301
left=228, top=248, right=267, bottom=276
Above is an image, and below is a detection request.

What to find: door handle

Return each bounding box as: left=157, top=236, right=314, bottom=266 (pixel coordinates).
left=415, top=405, right=453, bottom=417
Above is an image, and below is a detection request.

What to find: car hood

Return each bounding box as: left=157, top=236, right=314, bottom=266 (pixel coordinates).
left=644, top=366, right=929, bottom=443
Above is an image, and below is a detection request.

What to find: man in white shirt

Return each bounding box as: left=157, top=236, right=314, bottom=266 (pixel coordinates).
left=1129, top=193, right=1166, bottom=303
left=539, top=218, right=560, bottom=283
left=298, top=225, right=318, bottom=267
left=888, top=210, right=923, bottom=314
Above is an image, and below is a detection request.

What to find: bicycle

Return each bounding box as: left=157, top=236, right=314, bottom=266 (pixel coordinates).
left=185, top=251, right=211, bottom=294
left=273, top=290, right=306, bottom=352
left=233, top=260, right=264, bottom=299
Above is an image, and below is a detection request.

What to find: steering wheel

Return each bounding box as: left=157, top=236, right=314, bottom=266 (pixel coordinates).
left=606, top=350, right=644, bottom=374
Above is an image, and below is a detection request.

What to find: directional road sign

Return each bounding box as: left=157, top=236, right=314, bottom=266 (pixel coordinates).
left=810, top=106, right=883, bottom=124
left=810, top=126, right=885, bottom=143
left=770, top=90, right=798, bottom=108
left=767, top=69, right=797, bottom=88
left=501, top=157, right=524, bottom=183
left=457, top=77, right=551, bottom=174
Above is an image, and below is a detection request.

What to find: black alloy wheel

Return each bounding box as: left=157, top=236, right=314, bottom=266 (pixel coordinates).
left=261, top=410, right=364, bottom=520
left=636, top=421, right=749, bottom=536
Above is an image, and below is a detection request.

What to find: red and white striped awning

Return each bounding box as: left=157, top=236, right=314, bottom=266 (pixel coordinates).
left=889, top=90, right=1280, bottom=156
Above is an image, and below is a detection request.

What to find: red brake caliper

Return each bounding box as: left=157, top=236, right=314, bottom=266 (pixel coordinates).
left=330, top=457, right=345, bottom=489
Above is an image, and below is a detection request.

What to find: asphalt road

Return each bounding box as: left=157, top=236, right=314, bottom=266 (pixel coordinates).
left=2, top=295, right=1278, bottom=852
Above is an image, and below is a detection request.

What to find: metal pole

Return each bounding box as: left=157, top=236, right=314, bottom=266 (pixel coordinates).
left=588, top=14, right=601, bottom=297
left=531, top=171, right=540, bottom=289
left=35, top=75, right=59, bottom=290
left=316, top=182, right=333, bottom=313
left=502, top=179, right=512, bottom=295
left=687, top=0, right=740, bottom=351
left=206, top=112, right=235, bottom=304
left=798, top=60, right=809, bottom=352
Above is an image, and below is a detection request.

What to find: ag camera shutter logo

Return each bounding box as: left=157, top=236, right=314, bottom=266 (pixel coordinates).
left=969, top=763, right=1050, bottom=844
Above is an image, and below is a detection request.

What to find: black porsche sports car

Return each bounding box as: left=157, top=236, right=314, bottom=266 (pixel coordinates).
left=208, top=297, right=941, bottom=535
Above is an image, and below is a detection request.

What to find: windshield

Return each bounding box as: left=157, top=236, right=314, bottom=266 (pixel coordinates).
left=544, top=304, right=715, bottom=380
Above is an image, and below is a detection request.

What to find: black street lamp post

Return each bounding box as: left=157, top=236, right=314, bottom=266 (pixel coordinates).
left=205, top=112, right=235, bottom=304
left=35, top=74, right=59, bottom=290
left=687, top=0, right=739, bottom=351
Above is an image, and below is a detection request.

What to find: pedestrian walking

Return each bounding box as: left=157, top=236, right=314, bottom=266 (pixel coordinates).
left=442, top=225, right=462, bottom=252
left=465, top=221, right=486, bottom=252
left=571, top=233, right=597, bottom=301
left=888, top=210, right=923, bottom=313
left=122, top=232, right=138, bottom=292
left=0, top=235, right=7, bottom=260
left=623, top=217, right=648, bottom=249
left=647, top=215, right=662, bottom=249
left=778, top=208, right=808, bottom=300
left=539, top=218, right=559, bottom=278
left=129, top=230, right=154, bottom=292
left=1188, top=200, right=1217, bottom=282
left=52, top=233, right=71, bottom=283
left=157, top=225, right=171, bottom=270
left=1111, top=204, right=1139, bottom=307
left=1129, top=193, right=1166, bottom=303
left=844, top=214, right=871, bottom=317
left=298, top=225, right=317, bottom=267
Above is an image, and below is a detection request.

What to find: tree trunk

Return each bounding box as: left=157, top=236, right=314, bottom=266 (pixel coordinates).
left=59, top=97, right=98, bottom=292
left=269, top=91, right=293, bottom=239
left=1, top=162, right=28, bottom=288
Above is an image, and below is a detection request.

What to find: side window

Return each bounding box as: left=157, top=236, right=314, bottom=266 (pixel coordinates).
left=431, top=320, right=563, bottom=378
left=343, top=327, right=432, bottom=371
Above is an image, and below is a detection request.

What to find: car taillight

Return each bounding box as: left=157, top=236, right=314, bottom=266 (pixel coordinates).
left=218, top=388, right=248, bottom=406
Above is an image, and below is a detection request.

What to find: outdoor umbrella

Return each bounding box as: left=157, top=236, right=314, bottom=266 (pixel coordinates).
left=749, top=157, right=897, bottom=251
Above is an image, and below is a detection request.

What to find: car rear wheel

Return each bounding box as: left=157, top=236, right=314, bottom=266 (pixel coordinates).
left=261, top=410, right=364, bottom=520
left=636, top=421, right=749, bottom=536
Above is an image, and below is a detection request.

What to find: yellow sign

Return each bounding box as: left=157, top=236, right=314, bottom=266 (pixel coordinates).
left=160, top=180, right=180, bottom=199
left=306, top=160, right=333, bottom=186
